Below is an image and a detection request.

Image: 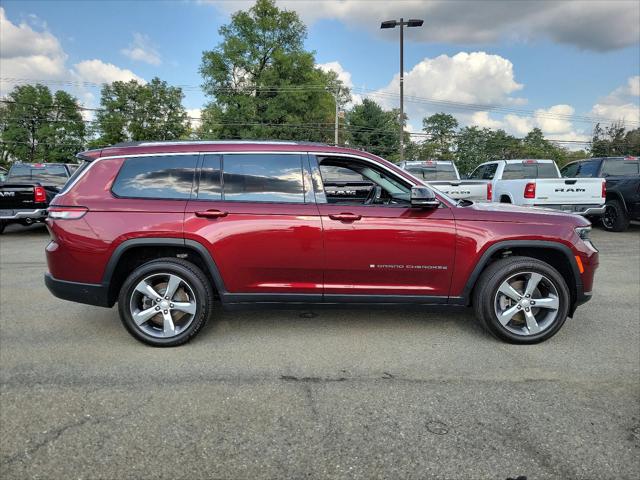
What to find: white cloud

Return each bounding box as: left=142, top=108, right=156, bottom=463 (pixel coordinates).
left=72, top=60, right=144, bottom=85
left=317, top=61, right=352, bottom=88
left=121, top=32, right=162, bottom=66
left=368, top=51, right=524, bottom=127
left=471, top=111, right=503, bottom=129
left=316, top=61, right=362, bottom=104
left=0, top=7, right=143, bottom=102
left=503, top=114, right=534, bottom=135
left=0, top=7, right=68, bottom=90
left=186, top=108, right=202, bottom=128
left=590, top=76, right=640, bottom=125
left=206, top=0, right=639, bottom=51
left=534, top=104, right=574, bottom=134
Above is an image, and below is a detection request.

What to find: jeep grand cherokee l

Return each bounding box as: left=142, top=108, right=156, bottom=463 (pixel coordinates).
left=44, top=141, right=599, bottom=347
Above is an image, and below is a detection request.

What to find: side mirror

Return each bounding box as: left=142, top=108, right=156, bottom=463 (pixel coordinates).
left=411, top=186, right=440, bottom=208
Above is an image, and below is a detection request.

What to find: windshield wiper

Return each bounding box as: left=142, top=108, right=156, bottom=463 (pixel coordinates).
left=457, top=199, right=474, bottom=207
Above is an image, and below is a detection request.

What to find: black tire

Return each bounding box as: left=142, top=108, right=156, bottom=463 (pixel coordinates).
left=600, top=199, right=629, bottom=232
left=500, top=196, right=511, bottom=203
left=472, top=256, right=570, bottom=344
left=0, top=221, right=6, bottom=234
left=118, top=257, right=214, bottom=347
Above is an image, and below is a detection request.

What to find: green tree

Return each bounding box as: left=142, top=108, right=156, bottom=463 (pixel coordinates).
left=199, top=0, right=348, bottom=142
left=455, top=126, right=494, bottom=174
left=0, top=84, right=85, bottom=163
left=95, top=77, right=189, bottom=145
left=623, top=128, right=640, bottom=156
left=346, top=99, right=401, bottom=159
left=520, top=127, right=568, bottom=165
left=421, top=113, right=459, bottom=160
left=591, top=121, right=627, bottom=157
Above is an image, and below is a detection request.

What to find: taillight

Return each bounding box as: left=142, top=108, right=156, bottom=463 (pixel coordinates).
left=47, top=207, right=88, bottom=220
left=34, top=186, right=46, bottom=203
left=487, top=182, right=493, bottom=201
left=601, top=180, right=606, bottom=198
left=524, top=182, right=536, bottom=199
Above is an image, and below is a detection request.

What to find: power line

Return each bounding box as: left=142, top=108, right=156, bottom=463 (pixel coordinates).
left=3, top=77, right=638, bottom=127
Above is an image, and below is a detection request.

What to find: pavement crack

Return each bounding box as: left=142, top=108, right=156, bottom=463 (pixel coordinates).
left=1, top=411, right=133, bottom=468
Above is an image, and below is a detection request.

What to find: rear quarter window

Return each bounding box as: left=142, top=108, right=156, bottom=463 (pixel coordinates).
left=112, top=155, right=198, bottom=199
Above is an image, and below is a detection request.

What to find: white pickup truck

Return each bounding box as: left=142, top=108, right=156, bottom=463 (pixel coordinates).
left=399, top=160, right=491, bottom=202
left=467, top=159, right=606, bottom=216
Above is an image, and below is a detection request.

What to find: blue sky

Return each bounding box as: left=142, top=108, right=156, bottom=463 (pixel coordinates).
left=1, top=0, right=639, bottom=147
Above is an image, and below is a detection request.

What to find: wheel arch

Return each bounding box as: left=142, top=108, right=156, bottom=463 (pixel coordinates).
left=103, top=238, right=227, bottom=306
left=462, top=240, right=582, bottom=314
left=605, top=190, right=627, bottom=212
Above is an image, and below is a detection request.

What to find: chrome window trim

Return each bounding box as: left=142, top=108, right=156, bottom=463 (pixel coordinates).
left=64, top=150, right=450, bottom=205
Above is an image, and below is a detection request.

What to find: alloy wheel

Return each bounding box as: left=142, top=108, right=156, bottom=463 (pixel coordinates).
left=129, top=273, right=197, bottom=338
left=602, top=205, right=617, bottom=229
left=493, top=271, right=560, bottom=336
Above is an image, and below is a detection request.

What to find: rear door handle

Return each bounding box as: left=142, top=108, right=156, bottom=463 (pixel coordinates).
left=195, top=209, right=228, bottom=219
left=329, top=213, right=362, bottom=222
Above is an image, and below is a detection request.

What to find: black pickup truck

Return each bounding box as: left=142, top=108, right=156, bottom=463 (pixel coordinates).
left=0, top=163, right=75, bottom=234
left=561, top=156, right=640, bottom=232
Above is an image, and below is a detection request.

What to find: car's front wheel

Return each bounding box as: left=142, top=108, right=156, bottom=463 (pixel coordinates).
left=118, top=258, right=213, bottom=347
left=473, top=256, right=570, bottom=344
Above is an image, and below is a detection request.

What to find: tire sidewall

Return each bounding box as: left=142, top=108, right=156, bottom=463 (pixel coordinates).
left=601, top=200, right=628, bottom=232
left=479, top=260, right=570, bottom=344
left=118, top=260, right=210, bottom=347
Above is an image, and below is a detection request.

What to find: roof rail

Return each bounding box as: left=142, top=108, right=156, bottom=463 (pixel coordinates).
left=108, top=140, right=330, bottom=148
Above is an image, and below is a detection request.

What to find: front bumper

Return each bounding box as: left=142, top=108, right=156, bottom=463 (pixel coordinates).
left=44, top=273, right=111, bottom=307
left=0, top=208, right=48, bottom=220
left=534, top=204, right=605, bottom=217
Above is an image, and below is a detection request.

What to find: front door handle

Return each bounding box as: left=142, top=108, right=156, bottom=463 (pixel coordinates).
left=329, top=213, right=362, bottom=222
left=195, top=209, right=228, bottom=219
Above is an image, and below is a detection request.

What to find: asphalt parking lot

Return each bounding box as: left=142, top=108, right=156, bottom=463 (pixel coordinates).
left=1, top=223, right=639, bottom=479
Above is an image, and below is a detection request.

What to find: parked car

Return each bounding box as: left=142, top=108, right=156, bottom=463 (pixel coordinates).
left=0, top=162, right=75, bottom=233
left=45, top=141, right=598, bottom=346
left=399, top=160, right=491, bottom=202
left=561, top=156, right=640, bottom=232
left=468, top=159, right=606, bottom=216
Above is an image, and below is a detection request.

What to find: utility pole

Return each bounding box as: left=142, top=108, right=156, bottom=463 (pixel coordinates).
left=381, top=18, right=424, bottom=161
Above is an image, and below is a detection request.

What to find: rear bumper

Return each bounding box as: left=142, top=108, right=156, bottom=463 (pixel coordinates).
left=0, top=208, right=47, bottom=220
left=534, top=204, right=605, bottom=216
left=44, top=273, right=111, bottom=307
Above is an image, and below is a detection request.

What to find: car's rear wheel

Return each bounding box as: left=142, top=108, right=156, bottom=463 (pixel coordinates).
left=118, top=258, right=213, bottom=347
left=473, top=256, right=570, bottom=344
left=600, top=199, right=629, bottom=232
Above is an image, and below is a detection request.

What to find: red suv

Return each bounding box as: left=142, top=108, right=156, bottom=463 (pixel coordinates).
left=45, top=141, right=598, bottom=346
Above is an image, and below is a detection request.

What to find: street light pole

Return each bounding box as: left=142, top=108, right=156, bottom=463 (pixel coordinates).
left=381, top=18, right=424, bottom=162
left=399, top=18, right=404, bottom=162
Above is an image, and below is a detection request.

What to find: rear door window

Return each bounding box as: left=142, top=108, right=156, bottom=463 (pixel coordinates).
left=469, top=165, right=486, bottom=180
left=222, top=154, right=304, bottom=203
left=601, top=158, right=640, bottom=176
left=112, top=155, right=198, bottom=199
left=562, top=160, right=600, bottom=178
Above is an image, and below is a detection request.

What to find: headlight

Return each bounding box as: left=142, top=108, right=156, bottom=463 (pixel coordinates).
left=575, top=226, right=591, bottom=240
left=575, top=226, right=597, bottom=252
